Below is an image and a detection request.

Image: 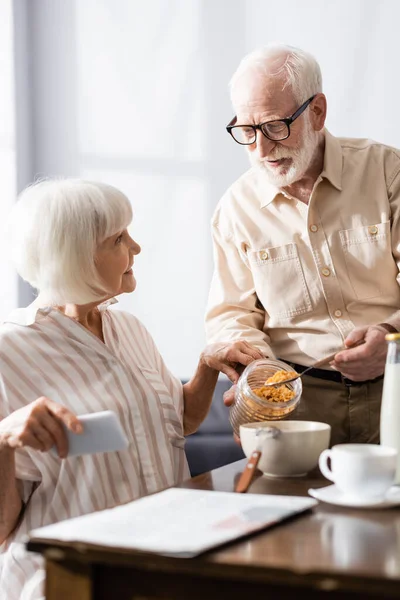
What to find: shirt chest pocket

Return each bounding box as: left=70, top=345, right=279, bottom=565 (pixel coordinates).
left=339, top=221, right=395, bottom=300
left=247, top=242, right=312, bottom=320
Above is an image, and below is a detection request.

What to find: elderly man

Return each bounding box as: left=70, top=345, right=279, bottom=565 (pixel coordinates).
left=205, top=43, right=400, bottom=446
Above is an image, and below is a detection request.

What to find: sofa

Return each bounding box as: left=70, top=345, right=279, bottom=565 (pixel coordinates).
left=184, top=376, right=245, bottom=477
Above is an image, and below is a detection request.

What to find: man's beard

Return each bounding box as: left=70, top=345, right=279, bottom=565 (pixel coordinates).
left=248, top=117, right=319, bottom=188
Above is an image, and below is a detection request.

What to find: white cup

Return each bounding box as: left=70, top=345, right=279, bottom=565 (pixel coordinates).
left=319, top=443, right=398, bottom=500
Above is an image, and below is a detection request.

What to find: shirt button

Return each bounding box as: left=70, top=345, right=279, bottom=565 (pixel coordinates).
left=334, top=309, right=342, bottom=318
left=321, top=267, right=331, bottom=277
left=309, top=224, right=318, bottom=233
left=368, top=225, right=378, bottom=235
left=259, top=250, right=269, bottom=260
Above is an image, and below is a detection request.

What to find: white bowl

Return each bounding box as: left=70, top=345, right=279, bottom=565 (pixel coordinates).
left=240, top=420, right=331, bottom=478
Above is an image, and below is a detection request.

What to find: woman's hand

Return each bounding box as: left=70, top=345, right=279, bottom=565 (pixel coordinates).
left=184, top=341, right=263, bottom=437
left=0, top=397, right=82, bottom=458
left=200, top=341, right=264, bottom=383
left=222, top=384, right=242, bottom=446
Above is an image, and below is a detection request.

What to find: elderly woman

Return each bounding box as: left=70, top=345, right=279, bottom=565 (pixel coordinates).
left=0, top=178, right=262, bottom=600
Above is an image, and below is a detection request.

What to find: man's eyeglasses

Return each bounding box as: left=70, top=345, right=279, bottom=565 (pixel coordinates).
left=226, top=95, right=316, bottom=145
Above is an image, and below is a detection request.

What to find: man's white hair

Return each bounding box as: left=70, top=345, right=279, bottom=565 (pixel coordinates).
left=8, top=178, right=133, bottom=305
left=230, top=43, right=323, bottom=103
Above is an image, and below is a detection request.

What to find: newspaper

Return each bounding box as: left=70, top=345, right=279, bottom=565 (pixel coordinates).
left=27, top=488, right=317, bottom=557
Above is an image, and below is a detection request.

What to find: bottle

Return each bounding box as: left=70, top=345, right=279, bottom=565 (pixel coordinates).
left=380, top=333, right=400, bottom=483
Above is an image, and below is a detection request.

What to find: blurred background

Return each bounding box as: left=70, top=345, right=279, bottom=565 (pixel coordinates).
left=0, top=0, right=398, bottom=379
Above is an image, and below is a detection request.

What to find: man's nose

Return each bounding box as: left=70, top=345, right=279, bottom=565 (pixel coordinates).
left=256, top=131, right=276, bottom=160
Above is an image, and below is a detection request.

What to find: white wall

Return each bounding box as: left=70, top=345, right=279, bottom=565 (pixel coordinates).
left=0, top=0, right=18, bottom=317
left=9, top=0, right=400, bottom=378
left=246, top=0, right=400, bottom=146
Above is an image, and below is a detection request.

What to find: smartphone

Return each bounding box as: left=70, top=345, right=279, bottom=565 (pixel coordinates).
left=52, top=410, right=129, bottom=457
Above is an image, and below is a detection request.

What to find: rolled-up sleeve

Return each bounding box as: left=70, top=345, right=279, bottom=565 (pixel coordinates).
left=388, top=167, right=400, bottom=285
left=382, top=163, right=400, bottom=330
left=205, top=217, right=274, bottom=358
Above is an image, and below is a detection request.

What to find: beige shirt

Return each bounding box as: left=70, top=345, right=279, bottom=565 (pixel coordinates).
left=205, top=129, right=400, bottom=366
left=0, top=299, right=189, bottom=600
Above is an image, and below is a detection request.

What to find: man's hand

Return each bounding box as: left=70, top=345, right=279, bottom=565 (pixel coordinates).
left=330, top=325, right=388, bottom=381
left=201, top=341, right=264, bottom=383
left=0, top=397, right=82, bottom=459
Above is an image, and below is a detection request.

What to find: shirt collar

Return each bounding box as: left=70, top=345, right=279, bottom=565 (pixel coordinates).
left=258, top=128, right=343, bottom=209
left=320, top=128, right=343, bottom=191
left=3, top=297, right=119, bottom=327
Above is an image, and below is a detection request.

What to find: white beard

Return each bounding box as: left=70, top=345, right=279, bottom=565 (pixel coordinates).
left=248, top=116, right=319, bottom=188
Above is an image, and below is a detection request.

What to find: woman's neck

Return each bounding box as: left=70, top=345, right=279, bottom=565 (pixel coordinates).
left=59, top=302, right=105, bottom=342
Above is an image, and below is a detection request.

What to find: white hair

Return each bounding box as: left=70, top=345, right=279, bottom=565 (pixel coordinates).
left=8, top=178, right=133, bottom=305
left=230, top=43, right=323, bottom=103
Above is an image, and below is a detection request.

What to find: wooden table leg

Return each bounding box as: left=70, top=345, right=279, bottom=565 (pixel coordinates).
left=45, top=549, right=93, bottom=600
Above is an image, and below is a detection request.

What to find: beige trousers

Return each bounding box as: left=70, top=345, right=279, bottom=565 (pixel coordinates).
left=291, top=374, right=383, bottom=447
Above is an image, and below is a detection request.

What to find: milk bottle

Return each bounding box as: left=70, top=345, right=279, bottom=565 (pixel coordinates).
left=380, top=333, right=400, bottom=483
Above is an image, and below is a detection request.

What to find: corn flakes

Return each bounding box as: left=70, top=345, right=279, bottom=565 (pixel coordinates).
left=252, top=370, right=297, bottom=403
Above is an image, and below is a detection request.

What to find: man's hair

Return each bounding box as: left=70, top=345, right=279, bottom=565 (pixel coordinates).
left=8, top=178, right=133, bottom=305
left=230, top=43, right=323, bottom=103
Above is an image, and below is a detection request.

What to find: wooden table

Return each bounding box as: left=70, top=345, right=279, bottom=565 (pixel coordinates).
left=27, top=459, right=400, bottom=599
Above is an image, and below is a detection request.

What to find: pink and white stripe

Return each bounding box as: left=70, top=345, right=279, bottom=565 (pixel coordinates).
left=0, top=299, right=189, bottom=600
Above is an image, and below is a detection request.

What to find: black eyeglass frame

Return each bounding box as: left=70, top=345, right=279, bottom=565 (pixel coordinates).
left=226, top=94, right=317, bottom=145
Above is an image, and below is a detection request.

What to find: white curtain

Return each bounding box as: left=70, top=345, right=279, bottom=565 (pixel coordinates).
left=0, top=0, right=18, bottom=316
left=7, top=0, right=400, bottom=378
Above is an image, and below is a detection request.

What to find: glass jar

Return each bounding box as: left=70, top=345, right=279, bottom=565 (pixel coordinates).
left=229, top=358, right=302, bottom=438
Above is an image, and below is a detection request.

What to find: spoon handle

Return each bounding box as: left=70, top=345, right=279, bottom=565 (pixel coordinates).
left=267, top=339, right=366, bottom=387
left=284, top=350, right=339, bottom=379
left=312, top=350, right=340, bottom=369
left=311, top=338, right=365, bottom=369
left=235, top=450, right=261, bottom=493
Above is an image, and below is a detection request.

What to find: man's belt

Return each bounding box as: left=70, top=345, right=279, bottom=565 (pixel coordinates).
left=282, top=360, right=384, bottom=387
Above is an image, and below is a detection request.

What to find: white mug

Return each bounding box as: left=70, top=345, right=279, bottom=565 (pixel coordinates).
left=319, top=443, right=397, bottom=500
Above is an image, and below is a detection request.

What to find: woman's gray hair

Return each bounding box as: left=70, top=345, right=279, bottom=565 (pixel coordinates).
left=230, top=43, right=323, bottom=103
left=9, top=178, right=133, bottom=305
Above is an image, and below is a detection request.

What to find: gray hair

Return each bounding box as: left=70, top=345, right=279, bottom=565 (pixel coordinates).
left=230, top=43, right=323, bottom=103
left=8, top=178, right=133, bottom=305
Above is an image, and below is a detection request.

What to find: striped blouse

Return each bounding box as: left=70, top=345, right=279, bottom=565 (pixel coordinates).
left=0, top=299, right=189, bottom=600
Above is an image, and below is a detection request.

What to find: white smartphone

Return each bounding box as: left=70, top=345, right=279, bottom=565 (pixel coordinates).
left=52, top=410, right=129, bottom=458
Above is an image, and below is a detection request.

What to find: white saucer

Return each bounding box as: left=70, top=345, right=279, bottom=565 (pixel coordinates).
left=308, top=484, right=400, bottom=508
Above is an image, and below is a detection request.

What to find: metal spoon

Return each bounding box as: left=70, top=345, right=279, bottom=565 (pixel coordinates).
left=263, top=340, right=365, bottom=388
left=235, top=427, right=280, bottom=493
